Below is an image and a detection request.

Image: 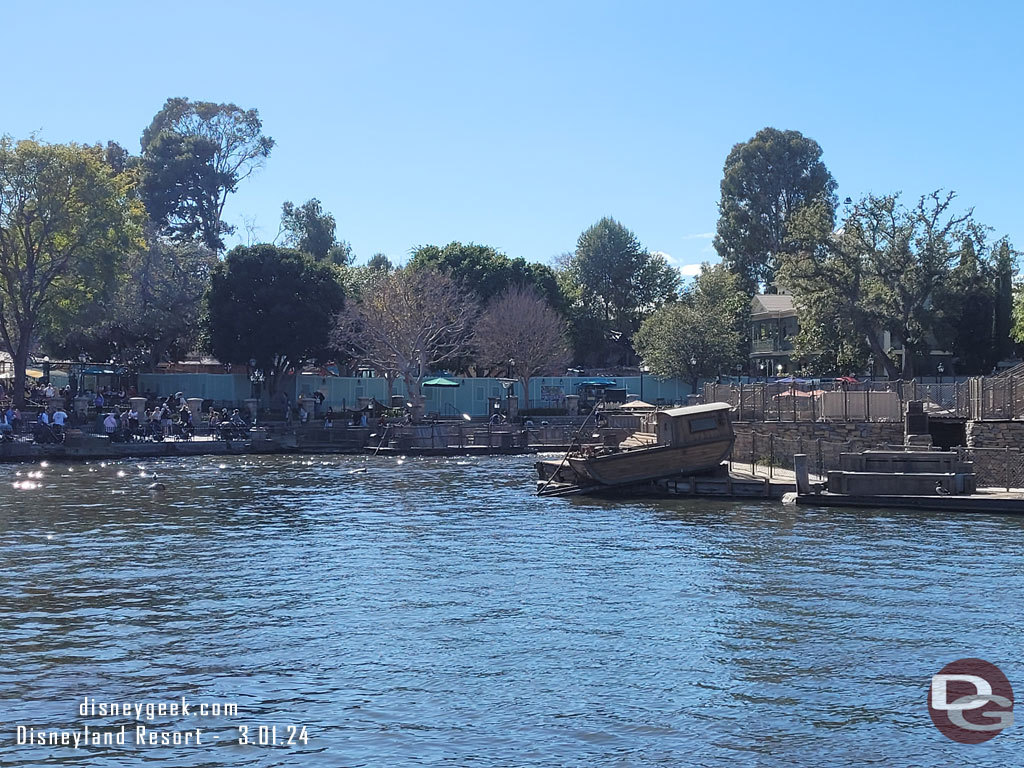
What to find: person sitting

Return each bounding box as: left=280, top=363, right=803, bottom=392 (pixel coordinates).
left=323, top=407, right=334, bottom=428
left=94, top=392, right=105, bottom=408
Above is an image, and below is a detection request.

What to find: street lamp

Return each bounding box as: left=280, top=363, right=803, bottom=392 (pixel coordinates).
left=867, top=355, right=874, bottom=385
left=776, top=363, right=783, bottom=377
left=937, top=362, right=944, bottom=385
left=43, top=355, right=50, bottom=385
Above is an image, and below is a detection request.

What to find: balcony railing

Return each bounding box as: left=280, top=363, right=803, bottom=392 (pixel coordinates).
left=750, top=338, right=794, bottom=354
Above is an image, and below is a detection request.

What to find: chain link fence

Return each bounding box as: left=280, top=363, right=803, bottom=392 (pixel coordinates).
left=704, top=378, right=1024, bottom=422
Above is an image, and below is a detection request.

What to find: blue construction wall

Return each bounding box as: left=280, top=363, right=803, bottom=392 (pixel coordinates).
left=137, top=373, right=694, bottom=416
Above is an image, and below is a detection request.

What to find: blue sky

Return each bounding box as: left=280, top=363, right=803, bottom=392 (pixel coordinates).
left=4, top=1, right=1022, bottom=276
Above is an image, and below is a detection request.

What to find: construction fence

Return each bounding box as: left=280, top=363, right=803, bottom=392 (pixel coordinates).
left=705, top=377, right=1024, bottom=423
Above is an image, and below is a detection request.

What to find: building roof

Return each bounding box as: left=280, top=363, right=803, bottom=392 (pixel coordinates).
left=750, top=293, right=796, bottom=317
left=658, top=402, right=732, bottom=418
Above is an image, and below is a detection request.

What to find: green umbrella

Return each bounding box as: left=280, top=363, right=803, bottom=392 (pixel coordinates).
left=422, top=377, right=461, bottom=387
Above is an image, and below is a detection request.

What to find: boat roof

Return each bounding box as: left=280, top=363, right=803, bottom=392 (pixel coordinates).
left=658, top=402, right=732, bottom=418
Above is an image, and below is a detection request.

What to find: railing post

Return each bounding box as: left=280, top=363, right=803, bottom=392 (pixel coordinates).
left=1006, top=446, right=1011, bottom=492
left=817, top=438, right=823, bottom=477
left=739, top=383, right=744, bottom=422
left=769, top=433, right=774, bottom=478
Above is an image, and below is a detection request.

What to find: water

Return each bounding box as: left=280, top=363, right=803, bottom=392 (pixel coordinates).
left=1, top=453, right=1022, bottom=767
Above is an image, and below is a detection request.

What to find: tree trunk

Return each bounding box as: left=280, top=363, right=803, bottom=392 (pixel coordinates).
left=12, top=343, right=29, bottom=408
left=519, top=375, right=530, bottom=409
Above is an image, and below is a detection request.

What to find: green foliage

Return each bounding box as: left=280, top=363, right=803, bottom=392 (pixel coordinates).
left=560, top=217, right=679, bottom=366
left=633, top=263, right=743, bottom=384
left=47, top=233, right=217, bottom=370
left=206, top=244, right=344, bottom=392
left=408, top=242, right=564, bottom=311
left=366, top=253, right=393, bottom=272
left=714, top=127, right=836, bottom=293
left=141, top=97, right=274, bottom=251
left=0, top=136, right=144, bottom=403
left=781, top=191, right=986, bottom=378
left=280, top=198, right=353, bottom=264
left=993, top=238, right=1017, bottom=359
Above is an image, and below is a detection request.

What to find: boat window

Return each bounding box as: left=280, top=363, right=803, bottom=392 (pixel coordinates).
left=689, top=415, right=719, bottom=433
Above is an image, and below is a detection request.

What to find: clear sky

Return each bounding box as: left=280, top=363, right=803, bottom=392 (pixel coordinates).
left=4, top=1, right=1022, bottom=276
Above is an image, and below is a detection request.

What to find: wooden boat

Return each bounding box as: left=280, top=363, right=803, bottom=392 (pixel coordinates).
left=537, top=402, right=734, bottom=494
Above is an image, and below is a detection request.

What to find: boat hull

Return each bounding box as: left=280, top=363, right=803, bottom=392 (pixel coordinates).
left=567, top=436, right=734, bottom=486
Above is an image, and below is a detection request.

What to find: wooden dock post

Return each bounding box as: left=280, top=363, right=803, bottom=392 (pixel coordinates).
left=794, top=453, right=810, bottom=495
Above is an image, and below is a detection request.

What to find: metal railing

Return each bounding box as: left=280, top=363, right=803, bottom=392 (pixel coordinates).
left=735, top=430, right=1024, bottom=491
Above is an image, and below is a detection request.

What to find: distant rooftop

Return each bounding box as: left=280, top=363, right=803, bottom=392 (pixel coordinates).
left=751, top=293, right=795, bottom=316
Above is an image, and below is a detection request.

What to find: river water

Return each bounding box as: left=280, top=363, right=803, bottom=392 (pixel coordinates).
left=1, top=453, right=1022, bottom=766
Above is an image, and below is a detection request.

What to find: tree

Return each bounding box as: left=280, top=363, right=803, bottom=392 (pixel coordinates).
left=993, top=238, right=1017, bottom=361
left=206, top=244, right=344, bottom=393
left=409, top=242, right=564, bottom=310
left=366, top=252, right=393, bottom=272
left=0, top=137, right=144, bottom=405
left=781, top=191, right=981, bottom=379
left=279, top=198, right=354, bottom=265
left=633, top=264, right=744, bottom=388
left=473, top=286, right=571, bottom=406
left=714, top=127, right=837, bottom=294
left=332, top=268, right=477, bottom=416
left=47, top=232, right=216, bottom=370
left=560, top=217, right=679, bottom=365
left=141, top=97, right=274, bottom=251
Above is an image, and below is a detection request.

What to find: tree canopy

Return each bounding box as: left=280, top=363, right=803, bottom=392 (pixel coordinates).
left=279, top=198, right=353, bottom=265
left=333, top=268, right=477, bottom=415
left=141, top=97, right=274, bottom=251
left=49, top=232, right=216, bottom=370
left=473, top=285, right=570, bottom=405
left=780, top=191, right=988, bottom=378
left=715, top=127, right=836, bottom=294
left=206, top=244, right=343, bottom=392
left=559, top=217, right=679, bottom=366
left=0, top=137, right=144, bottom=404
left=408, top=242, right=563, bottom=310
left=633, top=264, right=744, bottom=386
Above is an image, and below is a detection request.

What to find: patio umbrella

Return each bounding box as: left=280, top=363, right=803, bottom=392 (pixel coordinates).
left=422, top=377, right=461, bottom=387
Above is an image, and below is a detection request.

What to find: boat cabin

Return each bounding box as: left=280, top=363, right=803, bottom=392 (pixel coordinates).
left=651, top=403, right=733, bottom=447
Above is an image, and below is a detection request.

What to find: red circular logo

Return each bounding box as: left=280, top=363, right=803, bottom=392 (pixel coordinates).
left=928, top=658, right=1014, bottom=743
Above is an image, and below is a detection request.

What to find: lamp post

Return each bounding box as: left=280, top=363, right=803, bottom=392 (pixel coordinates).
left=758, top=360, right=766, bottom=381
left=937, top=362, right=944, bottom=385
left=507, top=358, right=515, bottom=413
left=776, top=363, right=783, bottom=377
left=42, top=355, right=50, bottom=385
left=867, top=355, right=874, bottom=386
left=249, top=358, right=264, bottom=399
left=735, top=363, right=743, bottom=381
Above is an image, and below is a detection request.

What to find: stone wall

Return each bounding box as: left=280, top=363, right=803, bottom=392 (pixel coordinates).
left=732, top=421, right=905, bottom=467
left=965, top=420, right=1024, bottom=450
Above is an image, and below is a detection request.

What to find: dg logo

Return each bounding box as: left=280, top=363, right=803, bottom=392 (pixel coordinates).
left=929, top=658, right=1014, bottom=744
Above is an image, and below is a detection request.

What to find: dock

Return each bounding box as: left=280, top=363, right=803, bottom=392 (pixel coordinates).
left=538, top=461, right=809, bottom=499
left=795, top=488, right=1024, bottom=514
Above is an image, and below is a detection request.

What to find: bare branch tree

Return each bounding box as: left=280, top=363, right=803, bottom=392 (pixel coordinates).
left=333, top=268, right=477, bottom=416
left=473, top=285, right=570, bottom=408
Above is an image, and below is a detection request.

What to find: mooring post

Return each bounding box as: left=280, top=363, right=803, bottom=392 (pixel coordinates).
left=794, top=453, right=810, bottom=495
